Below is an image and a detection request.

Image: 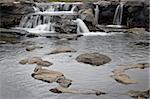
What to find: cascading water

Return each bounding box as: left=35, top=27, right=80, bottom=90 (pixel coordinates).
left=113, top=2, right=124, bottom=25
left=94, top=5, right=99, bottom=24
left=76, top=18, right=90, bottom=33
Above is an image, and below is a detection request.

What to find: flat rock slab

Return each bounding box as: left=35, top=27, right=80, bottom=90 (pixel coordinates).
left=111, top=63, right=150, bottom=85
left=32, top=66, right=72, bottom=88
left=19, top=57, right=53, bottom=66
left=76, top=53, right=111, bottom=66
left=49, top=46, right=76, bottom=54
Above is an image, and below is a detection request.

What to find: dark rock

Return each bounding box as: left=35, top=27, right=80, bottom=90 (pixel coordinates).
left=0, top=2, right=35, bottom=28
left=127, top=89, right=150, bottom=99
left=76, top=53, right=111, bottom=66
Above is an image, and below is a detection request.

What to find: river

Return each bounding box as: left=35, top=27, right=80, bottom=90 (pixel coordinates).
left=0, top=32, right=149, bottom=99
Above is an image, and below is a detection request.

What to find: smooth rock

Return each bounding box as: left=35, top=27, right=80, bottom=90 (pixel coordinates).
left=19, top=57, right=53, bottom=66
left=76, top=53, right=111, bottom=66
left=31, top=68, right=65, bottom=83
left=111, top=73, right=137, bottom=84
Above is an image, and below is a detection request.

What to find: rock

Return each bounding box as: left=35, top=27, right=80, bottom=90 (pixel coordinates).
left=127, top=28, right=147, bottom=34
left=49, top=46, right=76, bottom=54
left=31, top=68, right=65, bottom=83
left=127, top=89, right=150, bottom=99
left=19, top=57, right=53, bottom=66
left=0, top=2, right=35, bottom=28
left=26, top=46, right=43, bottom=51
left=76, top=53, right=111, bottom=66
left=111, top=63, right=150, bottom=84
left=111, top=73, right=137, bottom=84
left=37, top=60, right=53, bottom=67
left=52, top=15, right=78, bottom=33
left=50, top=85, right=106, bottom=95
left=56, top=77, right=72, bottom=88
left=135, top=42, right=150, bottom=47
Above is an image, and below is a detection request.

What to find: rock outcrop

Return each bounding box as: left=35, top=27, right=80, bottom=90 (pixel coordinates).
left=76, top=53, right=111, bottom=66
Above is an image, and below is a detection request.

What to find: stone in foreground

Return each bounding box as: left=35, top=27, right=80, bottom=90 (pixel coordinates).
left=76, top=53, right=111, bottom=66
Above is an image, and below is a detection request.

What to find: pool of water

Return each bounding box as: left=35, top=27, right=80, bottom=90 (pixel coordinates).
left=0, top=32, right=149, bottom=99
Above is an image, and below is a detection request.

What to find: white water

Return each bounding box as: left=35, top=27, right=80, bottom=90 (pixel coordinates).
left=94, top=5, right=99, bottom=24
left=76, top=18, right=90, bottom=33
left=113, top=2, right=124, bottom=25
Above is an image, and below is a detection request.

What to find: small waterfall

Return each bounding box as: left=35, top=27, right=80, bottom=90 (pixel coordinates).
left=94, top=5, right=99, bottom=24
left=71, top=6, right=76, bottom=12
left=113, top=2, right=124, bottom=25
left=76, top=18, right=90, bottom=33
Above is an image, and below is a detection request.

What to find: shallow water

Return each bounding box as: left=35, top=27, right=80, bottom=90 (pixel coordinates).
left=0, top=32, right=149, bottom=99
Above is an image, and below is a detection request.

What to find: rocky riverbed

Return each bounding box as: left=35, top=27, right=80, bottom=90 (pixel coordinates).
left=0, top=31, right=149, bottom=99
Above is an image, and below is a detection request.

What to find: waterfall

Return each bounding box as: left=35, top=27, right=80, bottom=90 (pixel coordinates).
left=71, top=6, right=76, bottom=12
left=76, top=18, right=90, bottom=33
left=113, top=2, right=124, bottom=25
left=94, top=5, right=99, bottom=24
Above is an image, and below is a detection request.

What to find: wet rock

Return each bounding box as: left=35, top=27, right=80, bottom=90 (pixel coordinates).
left=37, top=60, right=53, bottom=67
left=56, top=77, right=72, bottom=88
left=111, top=73, right=137, bottom=84
left=50, top=85, right=106, bottom=96
left=49, top=46, right=76, bottom=54
left=0, top=2, right=35, bottom=28
left=111, top=63, right=150, bottom=84
left=127, top=28, right=147, bottom=34
left=31, top=68, right=65, bottom=83
left=76, top=53, right=111, bottom=66
left=19, top=57, right=53, bottom=66
left=135, top=42, right=150, bottom=46
left=127, top=89, right=150, bottom=99
left=53, top=15, right=78, bottom=33
left=26, top=46, right=43, bottom=51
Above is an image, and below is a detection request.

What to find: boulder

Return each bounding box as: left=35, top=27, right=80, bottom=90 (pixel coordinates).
left=76, top=53, right=111, bottom=66
left=49, top=46, right=76, bottom=54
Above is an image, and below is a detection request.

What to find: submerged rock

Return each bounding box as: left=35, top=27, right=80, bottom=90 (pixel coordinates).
left=76, top=53, right=111, bottom=66
left=111, top=63, right=150, bottom=85
left=111, top=73, right=137, bottom=84
left=127, top=89, right=150, bottom=99
left=26, top=46, right=43, bottom=51
left=49, top=46, right=76, bottom=54
left=50, top=85, right=106, bottom=96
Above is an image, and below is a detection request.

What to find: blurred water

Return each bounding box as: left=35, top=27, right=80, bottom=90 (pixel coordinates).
left=0, top=32, right=149, bottom=99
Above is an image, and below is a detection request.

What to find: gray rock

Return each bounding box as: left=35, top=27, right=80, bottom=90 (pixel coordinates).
left=76, top=53, right=111, bottom=66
